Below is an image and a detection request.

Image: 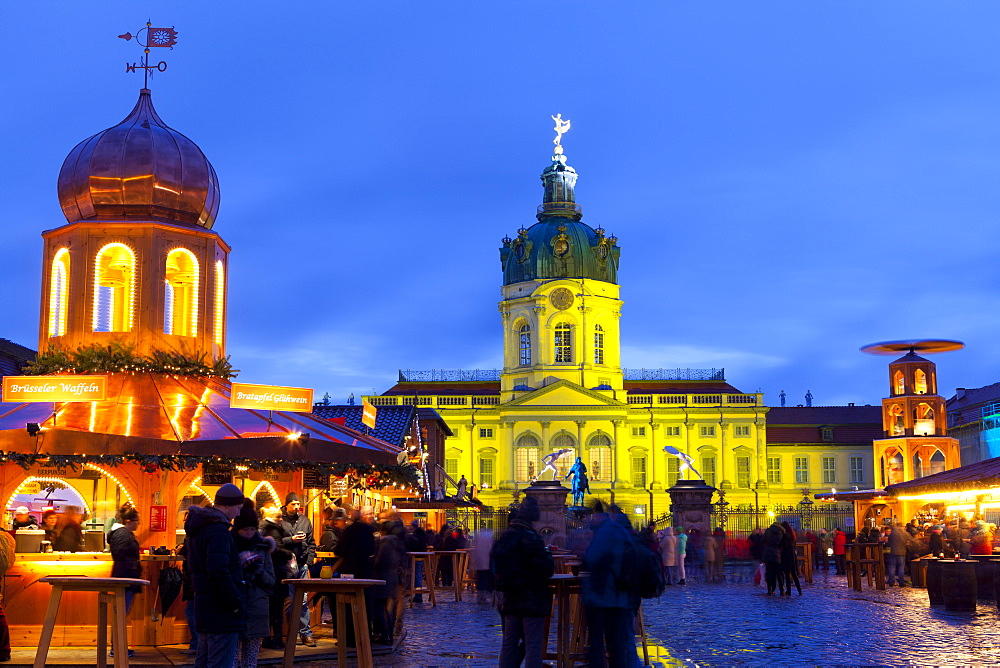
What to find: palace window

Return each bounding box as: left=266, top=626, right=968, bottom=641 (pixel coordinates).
left=554, top=323, right=573, bottom=363
left=588, top=434, right=612, bottom=482
left=479, top=457, right=494, bottom=489
left=516, top=434, right=540, bottom=481
left=850, top=456, right=864, bottom=484
left=594, top=325, right=605, bottom=365
left=164, top=248, right=199, bottom=337
left=48, top=249, right=70, bottom=338
left=700, top=425, right=716, bottom=437
left=821, top=427, right=834, bottom=442
left=631, top=456, right=647, bottom=489
left=479, top=427, right=494, bottom=439
left=736, top=456, right=751, bottom=489
left=666, top=457, right=679, bottom=487
left=767, top=457, right=781, bottom=484
left=552, top=433, right=576, bottom=477
left=702, top=456, right=716, bottom=487
left=214, top=260, right=225, bottom=346
left=632, top=426, right=646, bottom=437
left=445, top=458, right=458, bottom=478
left=92, top=243, right=135, bottom=333
left=665, top=426, right=681, bottom=436
left=794, top=456, right=809, bottom=484
left=822, top=456, right=836, bottom=484
left=518, top=324, right=531, bottom=366
left=734, top=425, right=751, bottom=437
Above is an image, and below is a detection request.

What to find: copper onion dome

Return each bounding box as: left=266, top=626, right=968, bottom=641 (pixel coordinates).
left=57, top=89, right=220, bottom=228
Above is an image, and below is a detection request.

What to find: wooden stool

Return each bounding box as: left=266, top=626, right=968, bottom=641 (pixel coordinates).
left=282, top=578, right=384, bottom=668
left=795, top=542, right=813, bottom=583
left=406, top=552, right=437, bottom=606
left=635, top=605, right=650, bottom=666
left=458, top=548, right=476, bottom=590
left=33, top=576, right=149, bottom=668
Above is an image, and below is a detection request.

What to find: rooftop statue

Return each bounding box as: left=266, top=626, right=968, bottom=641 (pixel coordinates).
left=551, top=113, right=571, bottom=155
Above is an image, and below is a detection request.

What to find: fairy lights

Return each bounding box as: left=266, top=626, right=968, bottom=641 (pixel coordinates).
left=92, top=242, right=136, bottom=333
left=165, top=248, right=199, bottom=337
left=249, top=480, right=280, bottom=506
left=84, top=464, right=135, bottom=507
left=214, top=260, right=225, bottom=347
left=48, top=249, right=70, bottom=338
left=6, top=477, right=91, bottom=515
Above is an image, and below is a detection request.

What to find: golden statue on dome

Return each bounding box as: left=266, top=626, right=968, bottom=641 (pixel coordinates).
left=551, top=113, right=571, bottom=155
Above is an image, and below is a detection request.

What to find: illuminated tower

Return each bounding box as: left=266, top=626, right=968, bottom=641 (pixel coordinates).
left=40, top=89, right=229, bottom=361
left=497, top=133, right=622, bottom=397
left=863, top=341, right=962, bottom=489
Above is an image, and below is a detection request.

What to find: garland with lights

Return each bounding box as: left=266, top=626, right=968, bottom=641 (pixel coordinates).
left=26, top=342, right=237, bottom=379
left=0, top=452, right=419, bottom=491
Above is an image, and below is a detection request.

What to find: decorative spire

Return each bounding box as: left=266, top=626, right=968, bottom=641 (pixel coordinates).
left=538, top=113, right=582, bottom=220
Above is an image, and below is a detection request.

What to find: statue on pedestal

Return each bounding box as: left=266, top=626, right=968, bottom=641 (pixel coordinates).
left=540, top=448, right=572, bottom=481
left=564, top=456, right=590, bottom=507
left=662, top=445, right=703, bottom=479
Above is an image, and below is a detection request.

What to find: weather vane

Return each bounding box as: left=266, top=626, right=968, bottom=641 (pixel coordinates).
left=551, top=113, right=571, bottom=155
left=118, top=20, right=178, bottom=89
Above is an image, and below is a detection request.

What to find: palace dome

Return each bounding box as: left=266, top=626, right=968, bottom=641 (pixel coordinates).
left=57, top=89, right=220, bottom=228
left=500, top=151, right=620, bottom=286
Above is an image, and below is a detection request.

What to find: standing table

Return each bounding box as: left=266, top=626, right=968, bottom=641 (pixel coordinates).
left=33, top=576, right=149, bottom=668
left=282, top=578, right=385, bottom=668
left=434, top=550, right=467, bottom=601
left=406, top=552, right=438, bottom=606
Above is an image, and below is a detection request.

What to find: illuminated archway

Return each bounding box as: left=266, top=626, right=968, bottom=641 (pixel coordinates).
left=48, top=248, right=70, bottom=338
left=5, top=477, right=91, bottom=516
left=250, top=481, right=281, bottom=508
left=164, top=248, right=199, bottom=336
left=93, top=242, right=136, bottom=332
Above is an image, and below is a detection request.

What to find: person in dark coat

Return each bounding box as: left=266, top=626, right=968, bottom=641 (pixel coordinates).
left=258, top=505, right=292, bottom=649
left=52, top=505, right=84, bottom=552
left=334, top=506, right=377, bottom=647
left=372, top=520, right=406, bottom=644
left=185, top=483, right=246, bottom=668
left=40, top=510, right=58, bottom=543
left=762, top=522, right=784, bottom=595
left=490, top=496, right=554, bottom=668
left=232, top=500, right=274, bottom=668
left=779, top=521, right=802, bottom=596
left=11, top=506, right=38, bottom=531
left=108, top=506, right=141, bottom=658
left=405, top=521, right=428, bottom=603
left=581, top=505, right=641, bottom=668
left=280, top=492, right=316, bottom=646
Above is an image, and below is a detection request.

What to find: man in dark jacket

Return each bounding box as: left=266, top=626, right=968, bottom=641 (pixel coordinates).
left=185, top=483, right=246, bottom=668
left=490, top=496, right=554, bottom=668
left=334, top=506, right=377, bottom=647
left=281, top=492, right=317, bottom=646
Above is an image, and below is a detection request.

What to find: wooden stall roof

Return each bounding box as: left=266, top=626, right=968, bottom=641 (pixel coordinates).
left=885, top=456, right=1000, bottom=495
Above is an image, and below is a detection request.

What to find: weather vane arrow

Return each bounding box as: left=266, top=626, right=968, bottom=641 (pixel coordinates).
left=119, top=20, right=178, bottom=88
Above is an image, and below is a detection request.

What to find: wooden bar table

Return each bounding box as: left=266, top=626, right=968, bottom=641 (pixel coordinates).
left=406, top=552, right=438, bottom=606
left=33, top=576, right=149, bottom=668
left=433, top=550, right=466, bottom=602
left=545, top=574, right=584, bottom=668
left=795, top=542, right=813, bottom=583
left=282, top=578, right=385, bottom=668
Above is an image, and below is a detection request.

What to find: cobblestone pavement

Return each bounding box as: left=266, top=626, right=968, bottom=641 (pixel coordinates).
left=300, top=565, right=1000, bottom=667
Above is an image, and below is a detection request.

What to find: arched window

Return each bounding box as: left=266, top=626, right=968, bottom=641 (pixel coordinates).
left=515, top=434, right=540, bottom=481
left=518, top=324, right=531, bottom=366
left=588, top=433, right=612, bottom=482
left=48, top=249, right=70, bottom=338
left=164, top=248, right=199, bottom=337
left=214, top=260, right=225, bottom=346
left=914, top=369, right=928, bottom=395
left=889, top=404, right=905, bottom=436
left=893, top=370, right=905, bottom=395
left=554, top=323, right=573, bottom=363
left=914, top=403, right=935, bottom=436
left=93, top=243, right=135, bottom=332
left=552, top=433, right=576, bottom=477
left=593, top=324, right=605, bottom=365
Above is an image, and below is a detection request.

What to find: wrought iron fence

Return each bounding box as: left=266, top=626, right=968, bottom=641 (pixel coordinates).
left=622, top=368, right=725, bottom=381
left=708, top=505, right=855, bottom=559
left=445, top=506, right=510, bottom=534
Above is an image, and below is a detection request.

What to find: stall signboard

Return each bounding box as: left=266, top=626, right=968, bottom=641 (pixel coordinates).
left=19, top=482, right=41, bottom=495
left=330, top=476, right=349, bottom=497
left=202, top=464, right=233, bottom=486
left=230, top=382, right=313, bottom=412
left=149, top=505, right=168, bottom=532
left=303, top=469, right=331, bottom=490
left=2, top=375, right=107, bottom=403
left=248, top=468, right=294, bottom=483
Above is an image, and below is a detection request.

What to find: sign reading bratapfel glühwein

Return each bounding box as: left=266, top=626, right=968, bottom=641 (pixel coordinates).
left=229, top=382, right=313, bottom=412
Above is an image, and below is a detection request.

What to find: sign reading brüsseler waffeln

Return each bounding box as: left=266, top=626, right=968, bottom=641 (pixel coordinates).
left=230, top=382, right=314, bottom=412
left=2, top=375, right=107, bottom=402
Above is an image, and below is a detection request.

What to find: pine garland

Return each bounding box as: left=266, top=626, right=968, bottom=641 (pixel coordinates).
left=25, top=342, right=237, bottom=379
left=2, top=452, right=418, bottom=490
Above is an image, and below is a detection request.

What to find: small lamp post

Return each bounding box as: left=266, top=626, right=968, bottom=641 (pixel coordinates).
left=714, top=489, right=730, bottom=531
left=798, top=488, right=814, bottom=531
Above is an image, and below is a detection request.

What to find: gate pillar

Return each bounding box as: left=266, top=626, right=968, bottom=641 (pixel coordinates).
left=668, top=479, right=717, bottom=537
left=522, top=480, right=571, bottom=548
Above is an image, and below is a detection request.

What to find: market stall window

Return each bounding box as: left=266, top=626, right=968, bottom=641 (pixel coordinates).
left=214, top=259, right=225, bottom=346
left=48, top=248, right=70, bottom=338
left=92, top=242, right=135, bottom=332
left=164, top=248, right=199, bottom=337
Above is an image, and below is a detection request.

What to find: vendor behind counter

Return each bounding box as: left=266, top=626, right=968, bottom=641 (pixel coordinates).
left=11, top=505, right=104, bottom=553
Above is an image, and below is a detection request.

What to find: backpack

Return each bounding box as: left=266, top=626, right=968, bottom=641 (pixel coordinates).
left=617, top=531, right=665, bottom=599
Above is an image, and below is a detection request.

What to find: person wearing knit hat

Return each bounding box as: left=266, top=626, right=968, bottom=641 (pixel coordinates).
left=281, top=491, right=316, bottom=646
left=184, top=482, right=247, bottom=666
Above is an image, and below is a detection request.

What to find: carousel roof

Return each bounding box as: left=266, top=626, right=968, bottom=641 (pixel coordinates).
left=885, top=456, right=1000, bottom=495
left=0, top=372, right=399, bottom=466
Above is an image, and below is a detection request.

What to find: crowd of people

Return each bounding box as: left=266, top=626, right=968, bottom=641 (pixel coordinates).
left=10, top=505, right=87, bottom=552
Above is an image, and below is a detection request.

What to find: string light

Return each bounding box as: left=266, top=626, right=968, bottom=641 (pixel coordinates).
left=214, top=260, right=225, bottom=347
left=48, top=249, right=70, bottom=338
left=84, top=464, right=135, bottom=507
left=6, top=477, right=91, bottom=515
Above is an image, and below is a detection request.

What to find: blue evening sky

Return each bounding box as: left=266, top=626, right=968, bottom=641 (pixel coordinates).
left=3, top=2, right=1000, bottom=407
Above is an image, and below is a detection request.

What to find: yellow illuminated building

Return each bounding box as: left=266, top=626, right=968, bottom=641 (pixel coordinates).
left=366, top=132, right=775, bottom=518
